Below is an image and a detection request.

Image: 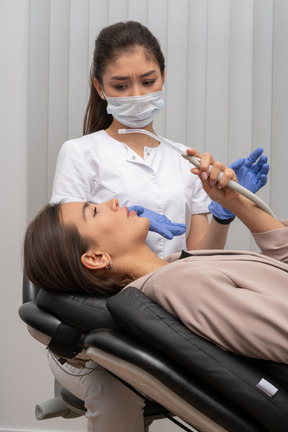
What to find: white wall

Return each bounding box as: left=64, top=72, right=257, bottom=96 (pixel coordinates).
left=1, top=0, right=288, bottom=431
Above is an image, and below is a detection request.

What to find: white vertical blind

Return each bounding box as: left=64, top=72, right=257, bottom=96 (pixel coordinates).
left=29, top=0, right=288, bottom=250
left=252, top=0, right=274, bottom=209
left=229, top=0, right=254, bottom=163
left=187, top=0, right=208, bottom=153
left=166, top=0, right=189, bottom=144
left=271, top=0, right=288, bottom=218
left=68, top=0, right=90, bottom=139
left=28, top=0, right=50, bottom=210
left=205, top=0, right=230, bottom=163
left=47, top=0, right=70, bottom=192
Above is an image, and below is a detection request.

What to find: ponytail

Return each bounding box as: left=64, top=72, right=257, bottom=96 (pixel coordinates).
left=83, top=70, right=113, bottom=135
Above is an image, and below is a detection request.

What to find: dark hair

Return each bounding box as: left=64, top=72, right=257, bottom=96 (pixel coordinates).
left=83, top=21, right=165, bottom=134
left=23, top=203, right=125, bottom=296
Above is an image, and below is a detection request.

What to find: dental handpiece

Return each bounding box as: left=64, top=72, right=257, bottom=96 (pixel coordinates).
left=118, top=128, right=276, bottom=218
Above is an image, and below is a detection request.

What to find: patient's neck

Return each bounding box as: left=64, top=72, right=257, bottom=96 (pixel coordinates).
left=134, top=248, right=167, bottom=279
left=117, top=245, right=167, bottom=281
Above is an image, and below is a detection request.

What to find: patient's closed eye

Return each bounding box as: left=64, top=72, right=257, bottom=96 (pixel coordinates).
left=93, top=207, right=97, bottom=217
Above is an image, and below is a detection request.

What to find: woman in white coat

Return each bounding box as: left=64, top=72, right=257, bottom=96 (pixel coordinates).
left=48, top=20, right=269, bottom=432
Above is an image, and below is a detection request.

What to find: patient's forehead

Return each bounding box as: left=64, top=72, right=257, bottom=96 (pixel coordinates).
left=59, top=202, right=84, bottom=224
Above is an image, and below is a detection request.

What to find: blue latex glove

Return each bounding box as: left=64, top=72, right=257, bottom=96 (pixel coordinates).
left=128, top=206, right=186, bottom=240
left=208, top=148, right=270, bottom=220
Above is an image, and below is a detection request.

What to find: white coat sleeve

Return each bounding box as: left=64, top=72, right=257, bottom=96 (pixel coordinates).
left=50, top=140, right=93, bottom=203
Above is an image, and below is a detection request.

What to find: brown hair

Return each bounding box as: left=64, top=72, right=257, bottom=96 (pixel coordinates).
left=23, top=203, right=124, bottom=296
left=83, top=21, right=165, bottom=134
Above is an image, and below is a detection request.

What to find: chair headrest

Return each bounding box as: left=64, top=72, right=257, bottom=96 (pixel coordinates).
left=22, top=271, right=40, bottom=303
left=37, top=289, right=117, bottom=332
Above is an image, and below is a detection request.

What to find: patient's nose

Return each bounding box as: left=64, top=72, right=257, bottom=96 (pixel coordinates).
left=106, top=199, right=119, bottom=211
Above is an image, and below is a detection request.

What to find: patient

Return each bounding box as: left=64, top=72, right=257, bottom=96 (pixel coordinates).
left=24, top=149, right=288, bottom=364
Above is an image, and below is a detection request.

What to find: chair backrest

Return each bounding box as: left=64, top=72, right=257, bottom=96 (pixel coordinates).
left=105, top=287, right=288, bottom=432
left=22, top=270, right=40, bottom=303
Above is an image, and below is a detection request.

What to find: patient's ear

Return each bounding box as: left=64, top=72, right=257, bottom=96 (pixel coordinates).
left=81, top=251, right=111, bottom=270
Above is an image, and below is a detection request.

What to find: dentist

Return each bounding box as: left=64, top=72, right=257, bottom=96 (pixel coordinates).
left=49, top=20, right=269, bottom=432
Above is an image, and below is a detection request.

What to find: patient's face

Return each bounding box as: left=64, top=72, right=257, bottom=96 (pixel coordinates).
left=60, top=199, right=149, bottom=254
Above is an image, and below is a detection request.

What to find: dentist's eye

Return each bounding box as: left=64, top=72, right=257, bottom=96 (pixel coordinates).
left=143, top=80, right=155, bottom=87
left=114, top=84, right=128, bottom=91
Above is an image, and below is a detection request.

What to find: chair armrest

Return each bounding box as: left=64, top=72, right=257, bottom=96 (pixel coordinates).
left=19, top=301, right=60, bottom=335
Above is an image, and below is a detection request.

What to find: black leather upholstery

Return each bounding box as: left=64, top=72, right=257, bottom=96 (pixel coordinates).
left=19, top=300, right=61, bottom=336
left=22, top=271, right=39, bottom=303
left=86, top=328, right=262, bottom=432
left=104, top=287, right=288, bottom=432
left=37, top=289, right=116, bottom=332
left=19, top=274, right=288, bottom=432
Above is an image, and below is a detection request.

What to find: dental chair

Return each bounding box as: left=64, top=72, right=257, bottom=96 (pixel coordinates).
left=19, top=272, right=288, bottom=432
left=19, top=272, right=166, bottom=428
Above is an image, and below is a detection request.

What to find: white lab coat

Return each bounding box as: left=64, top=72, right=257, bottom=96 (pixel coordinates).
left=51, top=130, right=211, bottom=258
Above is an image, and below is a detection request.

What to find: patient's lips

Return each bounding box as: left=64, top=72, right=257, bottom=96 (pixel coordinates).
left=125, top=207, right=137, bottom=217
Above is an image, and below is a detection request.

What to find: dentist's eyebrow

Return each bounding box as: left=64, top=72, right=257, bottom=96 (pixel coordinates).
left=82, top=202, right=89, bottom=220
left=110, top=70, right=157, bottom=81
left=140, top=70, right=157, bottom=78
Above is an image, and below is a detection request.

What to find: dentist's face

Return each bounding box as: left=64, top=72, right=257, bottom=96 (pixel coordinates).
left=59, top=199, right=149, bottom=255
left=95, top=46, right=165, bottom=98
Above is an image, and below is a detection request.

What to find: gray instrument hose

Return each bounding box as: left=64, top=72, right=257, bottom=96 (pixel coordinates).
left=181, top=153, right=276, bottom=218
left=118, top=128, right=276, bottom=218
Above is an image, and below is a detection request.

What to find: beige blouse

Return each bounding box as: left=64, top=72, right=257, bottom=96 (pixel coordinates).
left=127, top=221, right=288, bottom=364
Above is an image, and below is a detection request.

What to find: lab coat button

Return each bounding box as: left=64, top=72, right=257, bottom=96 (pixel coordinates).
left=132, top=155, right=136, bottom=160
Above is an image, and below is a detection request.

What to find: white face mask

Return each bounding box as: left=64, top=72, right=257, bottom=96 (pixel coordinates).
left=103, top=88, right=164, bottom=128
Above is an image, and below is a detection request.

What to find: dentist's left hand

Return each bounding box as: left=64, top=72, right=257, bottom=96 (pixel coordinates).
left=229, top=147, right=269, bottom=193
left=208, top=147, right=270, bottom=221
left=128, top=206, right=186, bottom=239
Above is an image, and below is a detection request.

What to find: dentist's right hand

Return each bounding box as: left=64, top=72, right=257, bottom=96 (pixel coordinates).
left=128, top=206, right=186, bottom=240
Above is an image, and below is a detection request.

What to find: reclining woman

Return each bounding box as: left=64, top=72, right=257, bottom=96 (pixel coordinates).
left=24, top=149, right=288, bottom=364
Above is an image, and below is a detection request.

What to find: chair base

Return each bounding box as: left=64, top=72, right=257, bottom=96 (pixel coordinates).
left=35, top=396, right=83, bottom=420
